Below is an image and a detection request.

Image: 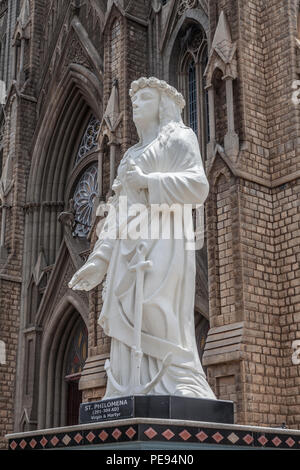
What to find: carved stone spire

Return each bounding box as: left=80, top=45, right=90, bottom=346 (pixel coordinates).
left=211, top=10, right=233, bottom=63
left=13, top=0, right=30, bottom=41
left=204, top=10, right=237, bottom=86
left=18, top=0, right=30, bottom=30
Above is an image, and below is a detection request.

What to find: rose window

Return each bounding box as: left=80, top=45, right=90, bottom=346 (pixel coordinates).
left=73, top=163, right=98, bottom=237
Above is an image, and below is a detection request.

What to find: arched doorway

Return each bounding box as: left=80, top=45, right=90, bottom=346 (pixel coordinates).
left=38, top=300, right=88, bottom=429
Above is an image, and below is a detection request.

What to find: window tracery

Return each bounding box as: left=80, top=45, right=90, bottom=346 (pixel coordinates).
left=178, top=24, right=210, bottom=160
left=75, top=115, right=101, bottom=165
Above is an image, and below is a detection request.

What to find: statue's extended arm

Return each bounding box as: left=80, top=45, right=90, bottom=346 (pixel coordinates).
left=68, top=244, right=110, bottom=291
left=69, top=186, right=120, bottom=291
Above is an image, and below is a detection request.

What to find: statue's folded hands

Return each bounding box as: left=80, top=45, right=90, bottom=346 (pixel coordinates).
left=126, top=159, right=149, bottom=191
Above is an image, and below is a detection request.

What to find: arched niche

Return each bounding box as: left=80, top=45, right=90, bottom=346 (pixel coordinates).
left=212, top=67, right=227, bottom=146
left=162, top=7, right=210, bottom=82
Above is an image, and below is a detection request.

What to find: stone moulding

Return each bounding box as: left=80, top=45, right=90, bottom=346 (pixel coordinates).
left=202, top=321, right=245, bottom=367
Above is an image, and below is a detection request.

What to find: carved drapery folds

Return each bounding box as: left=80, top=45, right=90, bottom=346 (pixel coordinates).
left=204, top=10, right=239, bottom=164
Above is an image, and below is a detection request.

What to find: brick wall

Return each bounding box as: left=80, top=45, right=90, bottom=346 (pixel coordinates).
left=205, top=0, right=300, bottom=428
left=0, top=280, right=21, bottom=449
left=276, top=179, right=300, bottom=428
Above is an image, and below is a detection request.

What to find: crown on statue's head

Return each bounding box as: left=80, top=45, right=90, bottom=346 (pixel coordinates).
left=129, top=76, right=186, bottom=110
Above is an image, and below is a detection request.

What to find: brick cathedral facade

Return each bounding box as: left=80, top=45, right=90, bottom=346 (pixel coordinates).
left=0, top=0, right=300, bottom=449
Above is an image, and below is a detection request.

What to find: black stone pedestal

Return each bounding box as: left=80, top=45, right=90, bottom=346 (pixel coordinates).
left=79, top=395, right=234, bottom=425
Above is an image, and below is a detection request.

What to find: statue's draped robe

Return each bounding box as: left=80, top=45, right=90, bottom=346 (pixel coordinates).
left=89, top=123, right=216, bottom=399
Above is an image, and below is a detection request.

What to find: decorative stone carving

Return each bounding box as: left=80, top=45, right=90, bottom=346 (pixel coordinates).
left=69, top=77, right=216, bottom=401
left=151, top=0, right=162, bottom=14
left=66, top=34, right=91, bottom=69
left=75, top=116, right=101, bottom=165
left=178, top=0, right=198, bottom=16
left=58, top=199, right=76, bottom=234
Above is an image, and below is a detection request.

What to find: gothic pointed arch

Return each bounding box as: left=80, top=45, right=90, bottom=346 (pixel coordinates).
left=19, top=233, right=89, bottom=430
left=162, top=5, right=209, bottom=81
left=162, top=6, right=209, bottom=161
left=177, top=23, right=209, bottom=160
left=25, top=62, right=102, bottom=278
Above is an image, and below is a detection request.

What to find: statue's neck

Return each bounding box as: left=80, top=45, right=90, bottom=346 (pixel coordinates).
left=135, top=120, right=160, bottom=147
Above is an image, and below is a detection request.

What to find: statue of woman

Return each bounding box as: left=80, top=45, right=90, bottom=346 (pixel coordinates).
left=69, top=77, right=216, bottom=400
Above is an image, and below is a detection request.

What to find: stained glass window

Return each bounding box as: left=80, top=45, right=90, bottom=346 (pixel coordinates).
left=73, top=163, right=98, bottom=238
left=66, top=321, right=88, bottom=377
left=75, top=115, right=100, bottom=165
left=188, top=61, right=198, bottom=135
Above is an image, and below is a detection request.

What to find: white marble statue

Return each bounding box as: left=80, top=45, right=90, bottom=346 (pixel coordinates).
left=69, top=77, right=216, bottom=400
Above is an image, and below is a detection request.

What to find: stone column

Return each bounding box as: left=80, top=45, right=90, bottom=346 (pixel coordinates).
left=0, top=202, right=8, bottom=261
left=19, top=38, right=25, bottom=82
left=109, top=142, right=116, bottom=190
left=98, top=150, right=103, bottom=199
left=206, top=85, right=216, bottom=160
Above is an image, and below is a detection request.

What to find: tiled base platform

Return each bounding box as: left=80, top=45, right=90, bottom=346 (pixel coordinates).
left=6, top=418, right=300, bottom=450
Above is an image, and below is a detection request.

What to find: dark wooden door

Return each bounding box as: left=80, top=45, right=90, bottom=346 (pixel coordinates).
left=66, top=380, right=82, bottom=426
